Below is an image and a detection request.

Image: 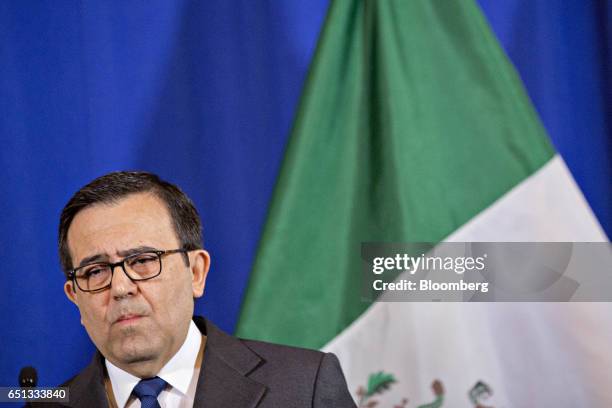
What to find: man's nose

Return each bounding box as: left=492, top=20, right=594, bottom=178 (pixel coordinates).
left=109, top=264, right=138, bottom=299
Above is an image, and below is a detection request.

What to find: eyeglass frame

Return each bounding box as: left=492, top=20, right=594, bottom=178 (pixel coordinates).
left=66, top=248, right=193, bottom=293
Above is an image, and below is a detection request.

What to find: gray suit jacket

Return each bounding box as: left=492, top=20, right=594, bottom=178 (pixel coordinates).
left=48, top=317, right=356, bottom=407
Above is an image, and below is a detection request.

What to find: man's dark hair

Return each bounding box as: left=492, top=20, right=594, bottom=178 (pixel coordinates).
left=58, top=171, right=202, bottom=276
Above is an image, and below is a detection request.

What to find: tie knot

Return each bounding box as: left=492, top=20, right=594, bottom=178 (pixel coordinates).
left=133, top=376, right=167, bottom=400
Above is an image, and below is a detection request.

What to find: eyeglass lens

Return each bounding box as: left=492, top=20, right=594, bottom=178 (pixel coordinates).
left=75, top=252, right=161, bottom=291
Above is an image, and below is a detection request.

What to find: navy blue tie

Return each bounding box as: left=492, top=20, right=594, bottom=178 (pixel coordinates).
left=132, top=376, right=167, bottom=408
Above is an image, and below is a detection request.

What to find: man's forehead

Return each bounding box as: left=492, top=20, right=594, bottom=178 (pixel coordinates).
left=67, top=192, right=177, bottom=262
left=76, top=245, right=160, bottom=267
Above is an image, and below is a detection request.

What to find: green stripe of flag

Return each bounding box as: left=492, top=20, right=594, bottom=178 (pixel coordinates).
left=236, top=0, right=554, bottom=348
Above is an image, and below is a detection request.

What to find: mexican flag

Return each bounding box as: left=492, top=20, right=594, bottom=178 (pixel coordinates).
left=236, top=0, right=610, bottom=406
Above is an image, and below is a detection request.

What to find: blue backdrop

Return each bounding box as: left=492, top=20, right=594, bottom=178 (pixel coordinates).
left=0, top=0, right=610, bottom=389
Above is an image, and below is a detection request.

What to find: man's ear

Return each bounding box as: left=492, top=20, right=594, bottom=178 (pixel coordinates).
left=64, top=280, right=78, bottom=305
left=191, top=250, right=210, bottom=298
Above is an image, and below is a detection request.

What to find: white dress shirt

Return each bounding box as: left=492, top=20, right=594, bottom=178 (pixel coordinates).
left=105, top=321, right=202, bottom=408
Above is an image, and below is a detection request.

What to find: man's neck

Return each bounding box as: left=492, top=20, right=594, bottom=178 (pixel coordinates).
left=107, top=327, right=190, bottom=379
left=116, top=358, right=171, bottom=379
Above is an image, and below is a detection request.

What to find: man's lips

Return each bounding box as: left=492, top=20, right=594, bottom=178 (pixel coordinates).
left=114, top=314, right=144, bottom=324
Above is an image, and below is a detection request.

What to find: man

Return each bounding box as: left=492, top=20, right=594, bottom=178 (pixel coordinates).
left=57, top=171, right=356, bottom=407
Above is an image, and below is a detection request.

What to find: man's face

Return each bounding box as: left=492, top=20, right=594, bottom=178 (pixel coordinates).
left=64, top=192, right=209, bottom=377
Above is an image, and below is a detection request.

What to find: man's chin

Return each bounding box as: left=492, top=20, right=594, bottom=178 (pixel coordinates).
left=109, top=346, right=163, bottom=378
left=110, top=335, right=161, bottom=366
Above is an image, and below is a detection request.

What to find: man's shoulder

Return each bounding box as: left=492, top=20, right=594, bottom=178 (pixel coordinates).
left=198, top=316, right=356, bottom=407
left=196, top=316, right=328, bottom=375
left=238, top=336, right=352, bottom=398
left=238, top=336, right=330, bottom=381
left=241, top=336, right=325, bottom=364
left=28, top=354, right=106, bottom=408
left=59, top=317, right=356, bottom=407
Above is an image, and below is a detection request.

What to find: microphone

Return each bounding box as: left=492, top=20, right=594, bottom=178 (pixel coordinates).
left=18, top=366, right=37, bottom=388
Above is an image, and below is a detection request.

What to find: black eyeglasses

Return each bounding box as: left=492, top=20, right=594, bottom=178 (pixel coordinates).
left=67, top=249, right=191, bottom=293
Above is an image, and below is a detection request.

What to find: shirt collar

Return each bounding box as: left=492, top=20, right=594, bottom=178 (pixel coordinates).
left=105, top=320, right=202, bottom=408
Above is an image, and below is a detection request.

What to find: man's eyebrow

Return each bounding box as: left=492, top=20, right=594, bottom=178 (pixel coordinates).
left=77, top=246, right=159, bottom=267
left=116, top=246, right=159, bottom=258
left=78, top=253, right=108, bottom=267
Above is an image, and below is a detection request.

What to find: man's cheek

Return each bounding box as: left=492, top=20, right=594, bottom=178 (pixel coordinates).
left=78, top=305, right=92, bottom=327
left=79, top=304, right=105, bottom=335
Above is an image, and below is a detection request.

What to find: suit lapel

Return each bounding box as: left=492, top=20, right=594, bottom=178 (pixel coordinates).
left=193, top=317, right=267, bottom=408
